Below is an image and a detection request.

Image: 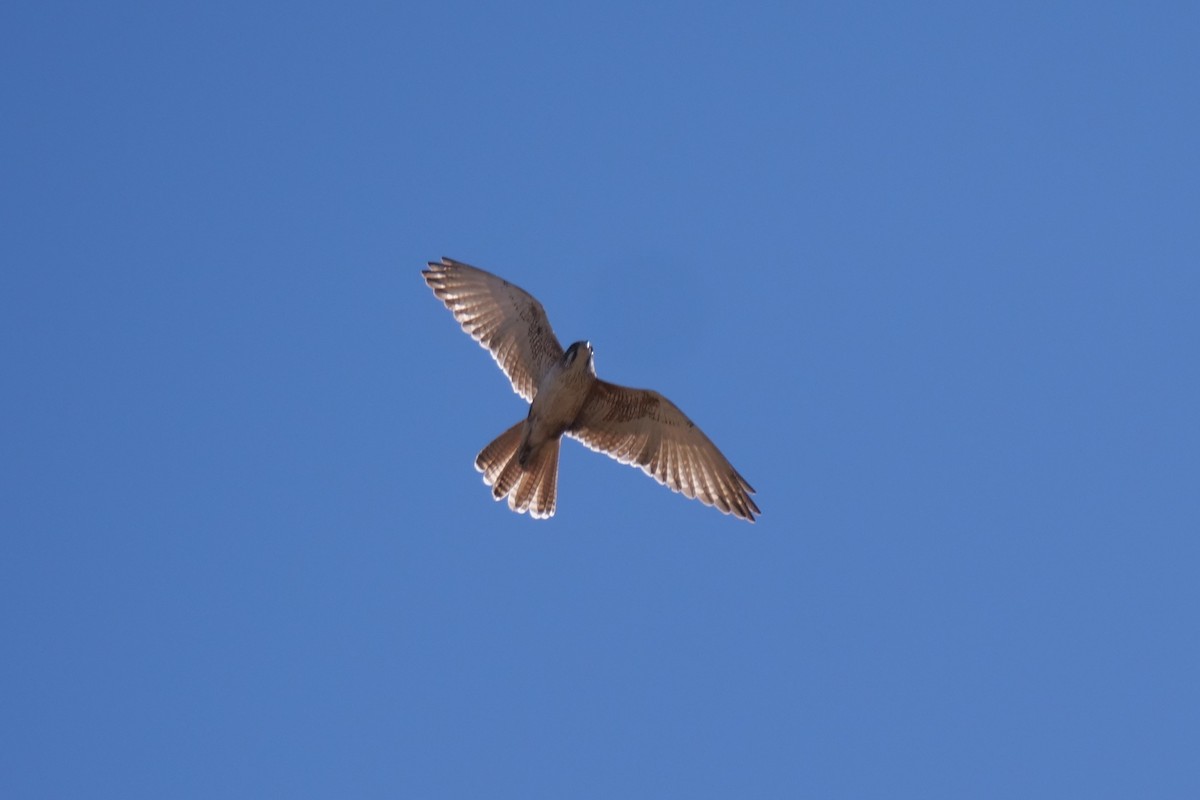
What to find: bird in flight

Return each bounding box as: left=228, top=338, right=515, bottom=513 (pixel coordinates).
left=422, top=257, right=760, bottom=522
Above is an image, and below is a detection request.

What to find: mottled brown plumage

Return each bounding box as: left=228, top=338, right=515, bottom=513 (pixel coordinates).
left=422, top=258, right=563, bottom=402
left=422, top=257, right=759, bottom=522
left=568, top=381, right=759, bottom=522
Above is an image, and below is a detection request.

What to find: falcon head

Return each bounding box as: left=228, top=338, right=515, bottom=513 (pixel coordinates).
left=564, top=340, right=594, bottom=373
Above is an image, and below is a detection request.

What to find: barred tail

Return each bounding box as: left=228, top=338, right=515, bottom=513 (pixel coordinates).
left=474, top=422, right=559, bottom=519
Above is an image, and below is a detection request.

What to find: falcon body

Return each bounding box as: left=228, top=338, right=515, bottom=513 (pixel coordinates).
left=422, top=257, right=760, bottom=522
left=521, top=341, right=595, bottom=465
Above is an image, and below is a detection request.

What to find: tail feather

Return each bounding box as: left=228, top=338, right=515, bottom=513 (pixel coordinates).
left=475, top=422, right=559, bottom=519
left=492, top=457, right=524, bottom=501
left=475, top=421, right=523, bottom=485
left=511, top=439, right=559, bottom=519
left=532, top=441, right=558, bottom=518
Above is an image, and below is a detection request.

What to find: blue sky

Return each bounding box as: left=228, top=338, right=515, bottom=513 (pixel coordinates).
left=3, top=1, right=1198, bottom=797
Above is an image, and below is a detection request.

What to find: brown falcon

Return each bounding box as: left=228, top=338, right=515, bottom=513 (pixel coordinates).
left=421, top=257, right=760, bottom=522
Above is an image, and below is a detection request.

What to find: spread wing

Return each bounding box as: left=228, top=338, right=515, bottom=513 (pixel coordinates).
left=422, top=257, right=565, bottom=402
left=567, top=380, right=760, bottom=522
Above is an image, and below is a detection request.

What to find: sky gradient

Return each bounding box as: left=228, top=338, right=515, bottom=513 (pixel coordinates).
left=3, top=2, right=1198, bottom=797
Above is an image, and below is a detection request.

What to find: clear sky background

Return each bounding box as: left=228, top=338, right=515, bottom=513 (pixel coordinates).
left=3, top=2, right=1198, bottom=797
